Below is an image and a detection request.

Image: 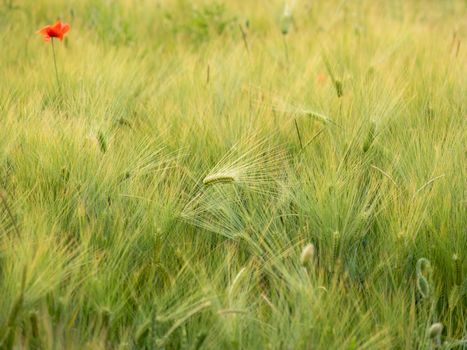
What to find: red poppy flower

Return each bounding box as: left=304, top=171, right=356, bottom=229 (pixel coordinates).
left=316, top=73, right=327, bottom=83
left=37, top=21, right=70, bottom=42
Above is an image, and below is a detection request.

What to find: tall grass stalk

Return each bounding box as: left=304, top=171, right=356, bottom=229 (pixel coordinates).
left=0, top=0, right=465, bottom=348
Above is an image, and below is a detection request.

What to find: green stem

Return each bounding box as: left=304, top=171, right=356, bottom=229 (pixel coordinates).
left=282, top=35, right=289, bottom=65
left=294, top=119, right=303, bottom=149
left=51, top=38, right=61, bottom=90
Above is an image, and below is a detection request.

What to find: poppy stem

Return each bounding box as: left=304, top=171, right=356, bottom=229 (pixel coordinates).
left=51, top=38, right=61, bottom=90
left=294, top=119, right=303, bottom=150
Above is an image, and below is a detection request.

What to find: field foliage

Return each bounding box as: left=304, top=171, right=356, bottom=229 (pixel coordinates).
left=0, top=0, right=466, bottom=349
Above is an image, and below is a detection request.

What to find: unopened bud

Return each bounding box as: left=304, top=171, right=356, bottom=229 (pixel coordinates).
left=417, top=275, right=430, bottom=299
left=300, top=243, right=315, bottom=266
left=428, top=322, right=443, bottom=339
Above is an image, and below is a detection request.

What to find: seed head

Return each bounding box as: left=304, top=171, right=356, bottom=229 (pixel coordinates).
left=300, top=243, right=315, bottom=266
left=428, top=322, right=443, bottom=339
left=203, top=172, right=238, bottom=186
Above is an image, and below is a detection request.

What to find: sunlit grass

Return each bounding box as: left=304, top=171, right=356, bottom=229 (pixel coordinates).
left=0, top=0, right=466, bottom=348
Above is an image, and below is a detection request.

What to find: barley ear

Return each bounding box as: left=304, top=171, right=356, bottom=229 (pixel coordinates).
left=203, top=173, right=237, bottom=186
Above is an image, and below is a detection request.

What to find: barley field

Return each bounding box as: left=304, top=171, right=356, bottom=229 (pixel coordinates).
left=0, top=0, right=466, bottom=349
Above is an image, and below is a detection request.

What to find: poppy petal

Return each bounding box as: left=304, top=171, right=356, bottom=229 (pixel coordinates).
left=52, top=21, right=62, bottom=31
left=61, top=23, right=70, bottom=34
left=37, top=26, right=50, bottom=34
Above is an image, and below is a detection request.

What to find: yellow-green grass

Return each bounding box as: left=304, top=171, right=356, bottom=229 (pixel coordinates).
left=0, top=0, right=466, bottom=348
